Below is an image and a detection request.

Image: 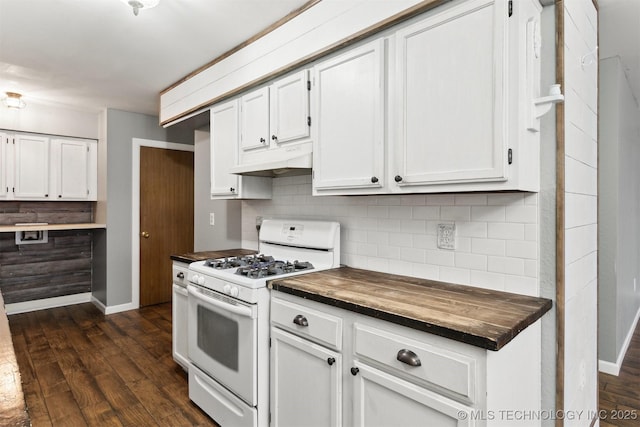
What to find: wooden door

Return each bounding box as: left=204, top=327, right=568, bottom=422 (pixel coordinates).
left=140, top=146, right=194, bottom=306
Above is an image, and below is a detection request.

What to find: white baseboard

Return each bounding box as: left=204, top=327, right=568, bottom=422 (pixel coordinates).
left=5, top=292, right=92, bottom=315
left=599, top=305, right=640, bottom=376
left=91, top=296, right=138, bottom=315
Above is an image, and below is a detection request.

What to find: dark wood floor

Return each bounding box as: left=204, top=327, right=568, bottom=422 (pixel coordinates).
left=8, top=302, right=218, bottom=427
left=599, top=320, right=640, bottom=427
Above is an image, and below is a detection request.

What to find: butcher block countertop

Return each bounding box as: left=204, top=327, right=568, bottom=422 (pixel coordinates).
left=269, top=267, right=552, bottom=351
left=170, top=248, right=258, bottom=264
left=0, top=293, right=30, bottom=426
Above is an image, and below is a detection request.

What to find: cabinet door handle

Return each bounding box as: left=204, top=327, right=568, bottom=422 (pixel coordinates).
left=177, top=272, right=185, bottom=279
left=396, top=349, right=421, bottom=367
left=394, top=175, right=403, bottom=183
left=370, top=176, right=379, bottom=183
left=293, top=314, right=308, bottom=327
left=350, top=367, right=359, bottom=376
left=271, top=135, right=278, bottom=141
left=230, top=187, right=235, bottom=193
left=327, top=357, right=335, bottom=366
left=260, top=137, right=266, bottom=144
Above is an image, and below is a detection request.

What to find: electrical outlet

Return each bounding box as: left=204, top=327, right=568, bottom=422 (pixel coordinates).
left=209, top=213, right=215, bottom=226
left=437, top=223, right=456, bottom=250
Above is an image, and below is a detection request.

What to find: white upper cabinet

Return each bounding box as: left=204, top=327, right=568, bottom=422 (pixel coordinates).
left=312, top=39, right=386, bottom=195
left=14, top=134, right=50, bottom=199
left=392, top=0, right=506, bottom=187
left=270, top=71, right=311, bottom=145
left=312, top=0, right=542, bottom=195
left=238, top=70, right=311, bottom=167
left=0, top=133, right=8, bottom=199
left=50, top=138, right=97, bottom=200
left=240, top=87, right=270, bottom=152
left=210, top=100, right=272, bottom=199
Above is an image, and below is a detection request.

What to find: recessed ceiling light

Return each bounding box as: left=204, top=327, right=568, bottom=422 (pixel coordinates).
left=120, top=0, right=160, bottom=16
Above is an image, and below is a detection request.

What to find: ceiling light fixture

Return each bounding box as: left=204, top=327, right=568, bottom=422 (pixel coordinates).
left=3, top=92, right=26, bottom=109
left=121, top=0, right=159, bottom=16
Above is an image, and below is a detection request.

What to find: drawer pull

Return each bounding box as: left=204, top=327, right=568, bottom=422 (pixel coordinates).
left=327, top=357, right=335, bottom=366
left=177, top=272, right=185, bottom=279
left=350, top=367, right=359, bottom=376
left=293, top=314, right=309, bottom=327
left=397, top=349, right=421, bottom=367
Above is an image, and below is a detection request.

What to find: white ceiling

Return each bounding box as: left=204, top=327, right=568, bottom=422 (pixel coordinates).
left=0, top=0, right=638, bottom=118
left=0, top=0, right=309, bottom=116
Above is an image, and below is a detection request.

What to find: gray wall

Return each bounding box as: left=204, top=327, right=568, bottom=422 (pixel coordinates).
left=598, top=57, right=640, bottom=364
left=193, top=128, right=242, bottom=251
left=94, top=109, right=186, bottom=307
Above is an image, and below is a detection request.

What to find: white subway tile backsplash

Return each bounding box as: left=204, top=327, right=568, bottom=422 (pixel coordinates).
left=506, top=240, right=538, bottom=259
left=471, top=206, right=506, bottom=222
left=488, top=222, right=525, bottom=240
left=243, top=184, right=539, bottom=296
left=455, top=252, right=488, bottom=271
left=412, top=206, right=440, bottom=220
left=471, top=238, right=506, bottom=256
left=441, top=206, right=471, bottom=221
left=440, top=267, right=471, bottom=284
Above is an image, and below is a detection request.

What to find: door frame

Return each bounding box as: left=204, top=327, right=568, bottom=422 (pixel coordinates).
left=131, top=138, right=194, bottom=309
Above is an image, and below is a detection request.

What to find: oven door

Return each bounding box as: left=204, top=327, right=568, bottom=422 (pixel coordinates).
left=187, top=283, right=258, bottom=405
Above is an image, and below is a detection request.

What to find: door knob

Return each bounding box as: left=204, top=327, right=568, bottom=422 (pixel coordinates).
left=141, top=231, right=150, bottom=238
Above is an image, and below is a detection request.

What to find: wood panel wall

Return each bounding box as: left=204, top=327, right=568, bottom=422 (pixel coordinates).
left=0, top=202, right=94, bottom=304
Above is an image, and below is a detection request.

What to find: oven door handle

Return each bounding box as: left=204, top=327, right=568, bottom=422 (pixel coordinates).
left=188, top=285, right=255, bottom=318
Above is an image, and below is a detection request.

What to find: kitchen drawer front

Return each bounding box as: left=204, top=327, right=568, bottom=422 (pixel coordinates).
left=353, top=323, right=477, bottom=404
left=172, top=262, right=189, bottom=288
left=271, top=297, right=342, bottom=351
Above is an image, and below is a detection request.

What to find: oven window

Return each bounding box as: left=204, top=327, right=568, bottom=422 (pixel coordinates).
left=197, top=305, right=239, bottom=371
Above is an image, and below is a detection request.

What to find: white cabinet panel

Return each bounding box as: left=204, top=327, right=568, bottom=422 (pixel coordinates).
left=0, top=133, right=8, bottom=199
left=240, top=87, right=270, bottom=152
left=172, top=283, right=189, bottom=370
left=50, top=138, right=96, bottom=200
left=270, top=70, right=310, bottom=145
left=312, top=39, right=386, bottom=194
left=14, top=134, right=50, bottom=199
left=270, top=327, right=342, bottom=427
left=210, top=100, right=272, bottom=200
left=393, top=0, right=506, bottom=187
left=352, top=362, right=472, bottom=427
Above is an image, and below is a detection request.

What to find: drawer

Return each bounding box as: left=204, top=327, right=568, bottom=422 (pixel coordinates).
left=354, top=323, right=476, bottom=403
left=271, top=297, right=342, bottom=350
left=172, top=262, right=189, bottom=288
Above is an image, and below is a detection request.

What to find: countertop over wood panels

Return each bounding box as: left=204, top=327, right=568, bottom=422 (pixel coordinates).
left=0, top=223, right=106, bottom=232
left=0, top=293, right=30, bottom=427
left=269, top=267, right=552, bottom=351
left=170, top=248, right=258, bottom=264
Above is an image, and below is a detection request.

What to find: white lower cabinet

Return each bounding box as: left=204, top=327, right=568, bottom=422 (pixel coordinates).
left=172, top=261, right=190, bottom=370
left=271, top=292, right=543, bottom=427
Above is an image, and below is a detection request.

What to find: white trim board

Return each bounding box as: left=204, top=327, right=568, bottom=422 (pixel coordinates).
left=131, top=138, right=194, bottom=311
left=599, top=305, right=640, bottom=376
left=5, top=292, right=92, bottom=315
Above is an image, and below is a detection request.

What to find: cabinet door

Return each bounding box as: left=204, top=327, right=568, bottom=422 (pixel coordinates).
left=393, top=0, right=507, bottom=187
left=14, top=134, right=49, bottom=199
left=51, top=139, right=89, bottom=200
left=0, top=133, right=7, bottom=198
left=172, top=284, right=189, bottom=370
left=352, top=362, right=473, bottom=427
left=210, top=100, right=241, bottom=198
left=270, top=70, right=310, bottom=145
left=240, top=86, right=270, bottom=152
left=312, top=39, right=386, bottom=193
left=271, top=327, right=342, bottom=427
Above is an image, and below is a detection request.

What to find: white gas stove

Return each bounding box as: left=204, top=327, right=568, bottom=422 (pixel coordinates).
left=187, top=219, right=340, bottom=427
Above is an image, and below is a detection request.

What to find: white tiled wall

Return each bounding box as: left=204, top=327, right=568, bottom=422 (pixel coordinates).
left=562, top=0, right=599, bottom=425
left=242, top=175, right=540, bottom=297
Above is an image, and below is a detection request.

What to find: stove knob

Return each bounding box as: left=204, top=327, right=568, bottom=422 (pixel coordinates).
left=230, top=287, right=239, bottom=297
left=197, top=275, right=205, bottom=285
left=191, top=274, right=198, bottom=283
left=223, top=284, right=231, bottom=294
